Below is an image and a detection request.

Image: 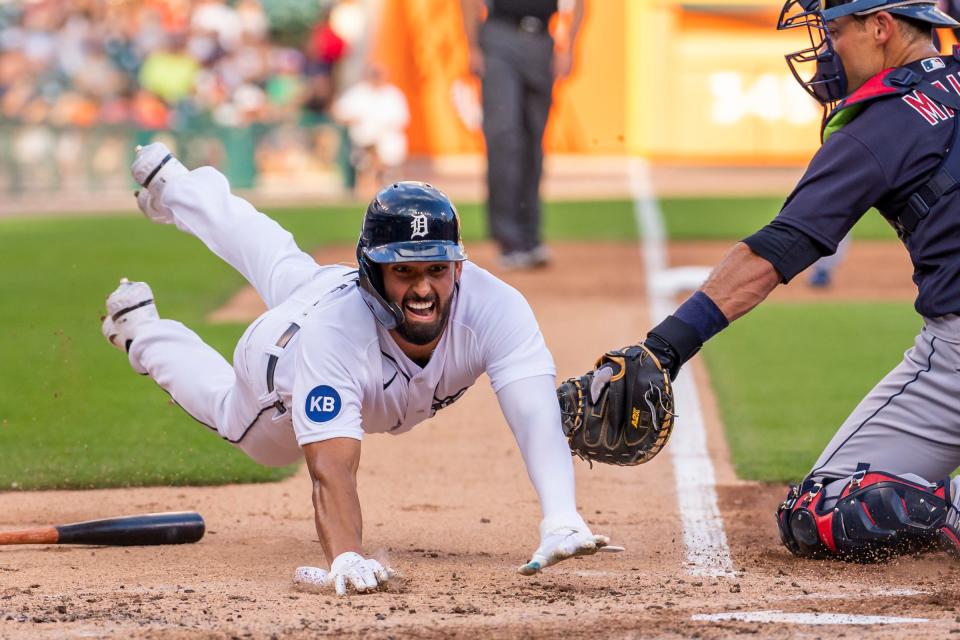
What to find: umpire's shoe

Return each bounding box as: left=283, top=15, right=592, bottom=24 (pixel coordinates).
left=101, top=278, right=159, bottom=355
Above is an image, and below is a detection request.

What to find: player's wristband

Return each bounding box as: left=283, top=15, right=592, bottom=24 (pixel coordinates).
left=644, top=317, right=698, bottom=380
left=674, top=291, right=729, bottom=344
left=645, top=292, right=728, bottom=379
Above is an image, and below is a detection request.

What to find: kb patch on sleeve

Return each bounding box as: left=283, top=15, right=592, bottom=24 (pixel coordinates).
left=304, top=385, right=342, bottom=423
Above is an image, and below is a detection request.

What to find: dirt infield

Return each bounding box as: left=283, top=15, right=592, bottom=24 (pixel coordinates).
left=670, top=240, right=916, bottom=302
left=3, top=240, right=958, bottom=639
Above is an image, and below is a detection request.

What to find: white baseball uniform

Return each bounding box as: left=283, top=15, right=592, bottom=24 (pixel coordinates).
left=125, top=166, right=581, bottom=522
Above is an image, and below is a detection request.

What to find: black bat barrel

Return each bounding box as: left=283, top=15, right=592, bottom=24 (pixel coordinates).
left=56, top=511, right=205, bottom=546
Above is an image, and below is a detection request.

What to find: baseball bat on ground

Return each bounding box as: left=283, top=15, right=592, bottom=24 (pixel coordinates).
left=0, top=511, right=205, bottom=546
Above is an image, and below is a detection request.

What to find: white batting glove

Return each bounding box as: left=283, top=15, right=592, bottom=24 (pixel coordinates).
left=130, top=142, right=188, bottom=224
left=294, top=552, right=394, bottom=596
left=518, top=513, right=619, bottom=576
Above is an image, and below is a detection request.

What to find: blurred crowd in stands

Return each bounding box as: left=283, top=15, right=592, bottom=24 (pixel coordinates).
left=0, top=0, right=384, bottom=194
left=0, top=0, right=365, bottom=130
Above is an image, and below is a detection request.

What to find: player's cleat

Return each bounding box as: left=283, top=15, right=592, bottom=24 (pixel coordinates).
left=101, top=278, right=159, bottom=353
left=131, top=142, right=188, bottom=224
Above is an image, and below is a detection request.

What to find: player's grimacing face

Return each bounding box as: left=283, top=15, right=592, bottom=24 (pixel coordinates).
left=382, top=261, right=462, bottom=345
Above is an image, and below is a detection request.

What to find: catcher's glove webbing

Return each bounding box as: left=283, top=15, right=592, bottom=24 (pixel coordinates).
left=557, top=345, right=675, bottom=466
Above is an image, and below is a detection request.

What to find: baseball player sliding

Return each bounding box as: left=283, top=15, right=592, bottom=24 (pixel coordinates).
left=578, top=0, right=960, bottom=561
left=102, top=143, right=616, bottom=595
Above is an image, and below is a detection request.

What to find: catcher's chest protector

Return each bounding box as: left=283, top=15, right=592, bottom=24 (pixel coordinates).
left=823, top=55, right=960, bottom=240
left=776, top=466, right=958, bottom=562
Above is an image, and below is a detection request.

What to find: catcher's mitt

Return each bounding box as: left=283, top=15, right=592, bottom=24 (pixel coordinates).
left=557, top=345, right=675, bottom=466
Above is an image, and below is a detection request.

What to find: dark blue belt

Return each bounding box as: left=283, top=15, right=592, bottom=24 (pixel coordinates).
left=489, top=13, right=549, bottom=34
left=266, top=323, right=300, bottom=414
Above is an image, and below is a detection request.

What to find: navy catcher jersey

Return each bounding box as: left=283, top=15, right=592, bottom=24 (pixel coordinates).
left=775, top=55, right=960, bottom=318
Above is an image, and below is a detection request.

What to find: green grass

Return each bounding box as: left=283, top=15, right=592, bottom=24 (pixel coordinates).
left=659, top=196, right=899, bottom=241
left=702, top=302, right=922, bottom=482
left=0, top=216, right=289, bottom=489
left=0, top=199, right=639, bottom=490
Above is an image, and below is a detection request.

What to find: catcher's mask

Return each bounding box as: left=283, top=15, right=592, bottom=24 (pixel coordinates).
left=778, top=0, right=959, bottom=109
left=356, top=181, right=467, bottom=329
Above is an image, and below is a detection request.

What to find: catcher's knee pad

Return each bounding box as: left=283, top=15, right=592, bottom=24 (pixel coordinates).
left=775, top=466, right=956, bottom=562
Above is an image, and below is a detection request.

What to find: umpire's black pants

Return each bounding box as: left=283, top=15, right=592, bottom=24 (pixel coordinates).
left=479, top=18, right=554, bottom=255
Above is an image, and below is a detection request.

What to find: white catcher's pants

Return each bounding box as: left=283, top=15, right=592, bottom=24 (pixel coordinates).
left=128, top=167, right=329, bottom=466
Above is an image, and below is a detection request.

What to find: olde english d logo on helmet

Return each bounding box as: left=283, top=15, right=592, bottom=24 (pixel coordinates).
left=410, top=213, right=428, bottom=239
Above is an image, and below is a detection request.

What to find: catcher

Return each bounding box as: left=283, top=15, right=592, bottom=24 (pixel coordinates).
left=562, top=0, right=960, bottom=563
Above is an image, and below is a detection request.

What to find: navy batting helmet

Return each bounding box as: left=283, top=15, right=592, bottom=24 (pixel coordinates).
left=356, top=182, right=467, bottom=329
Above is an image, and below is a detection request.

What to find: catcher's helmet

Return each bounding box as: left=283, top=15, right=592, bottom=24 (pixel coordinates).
left=820, top=0, right=959, bottom=25
left=779, top=0, right=959, bottom=107
left=356, top=181, right=467, bottom=329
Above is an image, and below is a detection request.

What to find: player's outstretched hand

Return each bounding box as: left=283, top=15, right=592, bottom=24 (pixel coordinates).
left=294, top=552, right=394, bottom=596
left=518, top=516, right=622, bottom=576
left=130, top=142, right=188, bottom=225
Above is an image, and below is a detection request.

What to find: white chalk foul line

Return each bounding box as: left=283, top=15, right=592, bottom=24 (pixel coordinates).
left=692, top=611, right=929, bottom=626
left=629, top=157, right=736, bottom=579
left=778, top=587, right=926, bottom=601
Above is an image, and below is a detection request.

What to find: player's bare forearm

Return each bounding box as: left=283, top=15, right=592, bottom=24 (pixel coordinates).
left=701, top=242, right=780, bottom=322
left=303, top=439, right=363, bottom=564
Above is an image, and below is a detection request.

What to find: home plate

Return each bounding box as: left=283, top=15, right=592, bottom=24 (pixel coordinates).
left=692, top=611, right=929, bottom=625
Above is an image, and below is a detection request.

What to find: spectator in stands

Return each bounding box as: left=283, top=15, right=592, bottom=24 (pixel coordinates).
left=138, top=31, right=200, bottom=106
left=332, top=64, right=410, bottom=194
left=265, top=48, right=307, bottom=120
left=302, top=10, right=347, bottom=118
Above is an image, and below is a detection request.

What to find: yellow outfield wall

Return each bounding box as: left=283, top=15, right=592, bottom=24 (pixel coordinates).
left=371, top=0, right=834, bottom=163
left=629, top=0, right=822, bottom=163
